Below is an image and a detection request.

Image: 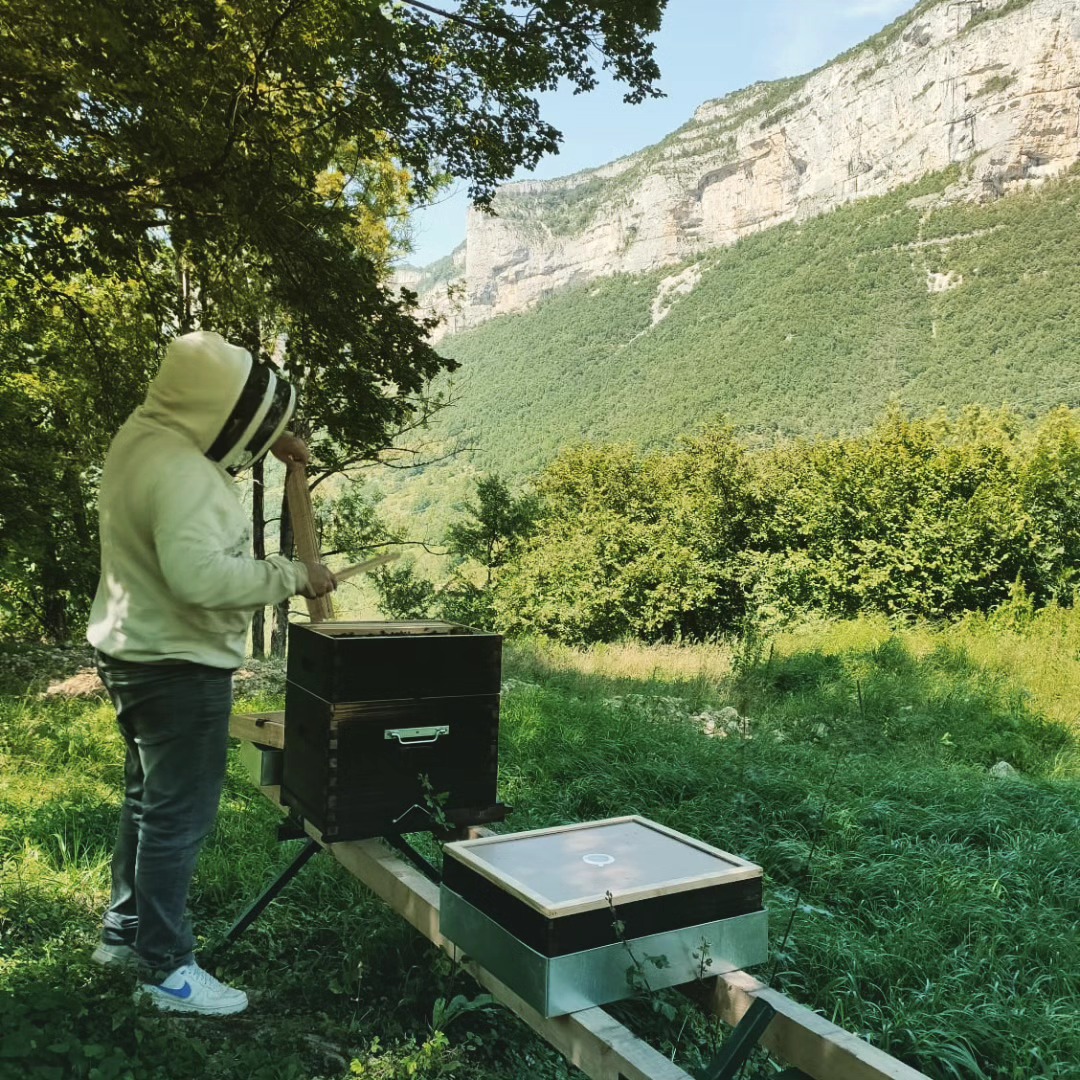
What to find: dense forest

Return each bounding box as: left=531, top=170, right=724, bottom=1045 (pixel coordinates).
left=368, top=406, right=1080, bottom=643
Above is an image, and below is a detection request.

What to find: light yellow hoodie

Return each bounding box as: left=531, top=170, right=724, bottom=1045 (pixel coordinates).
left=87, top=332, right=309, bottom=669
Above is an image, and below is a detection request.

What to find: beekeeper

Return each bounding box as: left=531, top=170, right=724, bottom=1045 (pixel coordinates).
left=86, top=330, right=336, bottom=1016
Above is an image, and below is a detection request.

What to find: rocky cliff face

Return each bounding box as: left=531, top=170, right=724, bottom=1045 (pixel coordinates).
left=418, top=0, right=1080, bottom=335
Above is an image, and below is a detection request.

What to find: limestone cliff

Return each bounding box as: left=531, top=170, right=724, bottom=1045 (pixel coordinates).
left=414, top=0, right=1080, bottom=337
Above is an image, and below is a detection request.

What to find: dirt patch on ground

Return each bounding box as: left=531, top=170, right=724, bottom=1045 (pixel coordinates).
left=42, top=668, right=106, bottom=699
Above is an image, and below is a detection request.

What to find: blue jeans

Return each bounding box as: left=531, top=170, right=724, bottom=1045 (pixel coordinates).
left=95, top=651, right=233, bottom=978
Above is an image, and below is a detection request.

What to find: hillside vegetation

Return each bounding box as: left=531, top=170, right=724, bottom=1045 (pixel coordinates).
left=363, top=406, right=1080, bottom=647
left=430, top=169, right=1080, bottom=479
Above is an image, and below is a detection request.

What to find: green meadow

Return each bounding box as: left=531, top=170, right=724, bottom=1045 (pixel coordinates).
left=2, top=608, right=1078, bottom=1079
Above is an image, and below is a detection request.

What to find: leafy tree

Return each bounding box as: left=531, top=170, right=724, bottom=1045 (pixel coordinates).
left=750, top=407, right=1033, bottom=619
left=0, top=0, right=668, bottom=640
left=496, top=432, right=757, bottom=643
left=353, top=474, right=537, bottom=629
left=427, top=473, right=537, bottom=627
left=1016, top=407, right=1080, bottom=600
left=370, top=563, right=439, bottom=621
left=446, top=475, right=538, bottom=587
left=0, top=270, right=162, bottom=639
left=489, top=408, right=1080, bottom=642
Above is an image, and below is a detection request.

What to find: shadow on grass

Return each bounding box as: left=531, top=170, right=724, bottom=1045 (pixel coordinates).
left=0, top=796, right=118, bottom=867
left=507, top=631, right=1076, bottom=776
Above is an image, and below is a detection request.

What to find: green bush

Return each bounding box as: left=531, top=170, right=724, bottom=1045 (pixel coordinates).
left=495, top=427, right=757, bottom=642
left=491, top=407, right=1080, bottom=642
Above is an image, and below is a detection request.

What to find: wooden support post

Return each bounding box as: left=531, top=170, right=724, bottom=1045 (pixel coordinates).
left=285, top=462, right=333, bottom=622
left=685, top=973, right=929, bottom=1080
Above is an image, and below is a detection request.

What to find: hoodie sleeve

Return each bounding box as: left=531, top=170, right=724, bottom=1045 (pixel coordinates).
left=150, top=459, right=310, bottom=611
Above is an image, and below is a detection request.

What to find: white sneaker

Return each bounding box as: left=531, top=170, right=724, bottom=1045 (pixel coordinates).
left=91, top=943, right=137, bottom=969
left=135, top=962, right=249, bottom=1016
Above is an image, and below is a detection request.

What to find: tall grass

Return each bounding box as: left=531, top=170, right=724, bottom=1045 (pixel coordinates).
left=1, top=610, right=1078, bottom=1078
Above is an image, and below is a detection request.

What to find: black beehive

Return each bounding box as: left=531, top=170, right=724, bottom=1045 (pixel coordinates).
left=281, top=621, right=504, bottom=841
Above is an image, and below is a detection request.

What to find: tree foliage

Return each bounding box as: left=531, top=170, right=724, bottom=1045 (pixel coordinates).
left=496, top=427, right=756, bottom=642
left=446, top=475, right=538, bottom=585
left=492, top=408, right=1080, bottom=643
left=0, top=0, right=668, bottom=640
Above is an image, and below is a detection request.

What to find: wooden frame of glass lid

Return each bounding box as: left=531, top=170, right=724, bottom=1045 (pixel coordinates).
left=443, top=815, right=761, bottom=917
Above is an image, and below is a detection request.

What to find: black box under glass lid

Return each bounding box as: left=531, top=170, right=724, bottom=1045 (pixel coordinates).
left=440, top=816, right=768, bottom=1017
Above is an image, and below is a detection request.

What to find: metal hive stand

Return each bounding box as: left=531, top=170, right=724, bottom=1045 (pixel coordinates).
left=215, top=811, right=444, bottom=954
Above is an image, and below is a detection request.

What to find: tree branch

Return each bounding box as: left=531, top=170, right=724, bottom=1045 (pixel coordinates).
left=398, top=0, right=500, bottom=35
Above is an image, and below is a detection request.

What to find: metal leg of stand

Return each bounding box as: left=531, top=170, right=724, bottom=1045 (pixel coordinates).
left=697, top=997, right=779, bottom=1080
left=216, top=838, right=321, bottom=953
left=383, top=833, right=442, bottom=885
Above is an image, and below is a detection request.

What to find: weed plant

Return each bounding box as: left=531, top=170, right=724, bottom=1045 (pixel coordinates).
left=2, top=611, right=1078, bottom=1077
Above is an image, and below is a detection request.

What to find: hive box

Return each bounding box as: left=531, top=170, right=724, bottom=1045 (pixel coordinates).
left=440, top=816, right=767, bottom=1017
left=281, top=621, right=503, bottom=841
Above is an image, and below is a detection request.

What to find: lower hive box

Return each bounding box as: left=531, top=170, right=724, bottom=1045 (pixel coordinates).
left=440, top=816, right=768, bottom=1017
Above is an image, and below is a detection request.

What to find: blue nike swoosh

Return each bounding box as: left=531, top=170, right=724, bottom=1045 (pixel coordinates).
left=158, top=981, right=193, bottom=999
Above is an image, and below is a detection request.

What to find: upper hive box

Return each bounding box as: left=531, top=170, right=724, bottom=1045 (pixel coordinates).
left=440, top=816, right=767, bottom=1017
left=281, top=621, right=503, bottom=841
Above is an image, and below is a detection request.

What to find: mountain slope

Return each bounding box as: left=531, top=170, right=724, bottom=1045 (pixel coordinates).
left=431, top=168, right=1080, bottom=477
left=416, top=0, right=1080, bottom=333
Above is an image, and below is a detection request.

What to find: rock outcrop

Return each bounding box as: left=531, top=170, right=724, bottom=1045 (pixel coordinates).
left=414, top=0, right=1080, bottom=337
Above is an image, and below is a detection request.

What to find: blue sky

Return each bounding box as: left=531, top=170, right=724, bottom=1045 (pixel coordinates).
left=405, top=0, right=913, bottom=266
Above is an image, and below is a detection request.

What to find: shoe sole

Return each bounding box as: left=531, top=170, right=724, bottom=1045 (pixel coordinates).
left=134, top=987, right=249, bottom=1016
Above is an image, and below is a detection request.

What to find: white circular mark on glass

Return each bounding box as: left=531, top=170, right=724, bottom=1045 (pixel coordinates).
left=582, top=853, right=615, bottom=867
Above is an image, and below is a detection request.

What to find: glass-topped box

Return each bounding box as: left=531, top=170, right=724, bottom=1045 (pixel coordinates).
left=440, top=816, right=767, bottom=1017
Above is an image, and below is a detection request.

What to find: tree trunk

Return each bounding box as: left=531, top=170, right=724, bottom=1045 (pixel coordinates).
left=40, top=456, right=95, bottom=643
left=250, top=456, right=266, bottom=658
left=40, top=536, right=68, bottom=643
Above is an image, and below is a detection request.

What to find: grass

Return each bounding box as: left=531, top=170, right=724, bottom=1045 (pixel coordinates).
left=1, top=609, right=1078, bottom=1078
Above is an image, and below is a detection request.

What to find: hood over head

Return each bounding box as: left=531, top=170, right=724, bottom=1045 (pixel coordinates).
left=143, top=331, right=296, bottom=472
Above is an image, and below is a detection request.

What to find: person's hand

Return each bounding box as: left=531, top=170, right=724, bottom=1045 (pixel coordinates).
left=300, top=563, right=337, bottom=598
left=271, top=431, right=310, bottom=467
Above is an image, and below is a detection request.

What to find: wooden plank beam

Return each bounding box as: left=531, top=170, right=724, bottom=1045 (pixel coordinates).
left=229, top=710, right=285, bottom=749
left=688, top=972, right=929, bottom=1080
left=286, top=462, right=334, bottom=622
